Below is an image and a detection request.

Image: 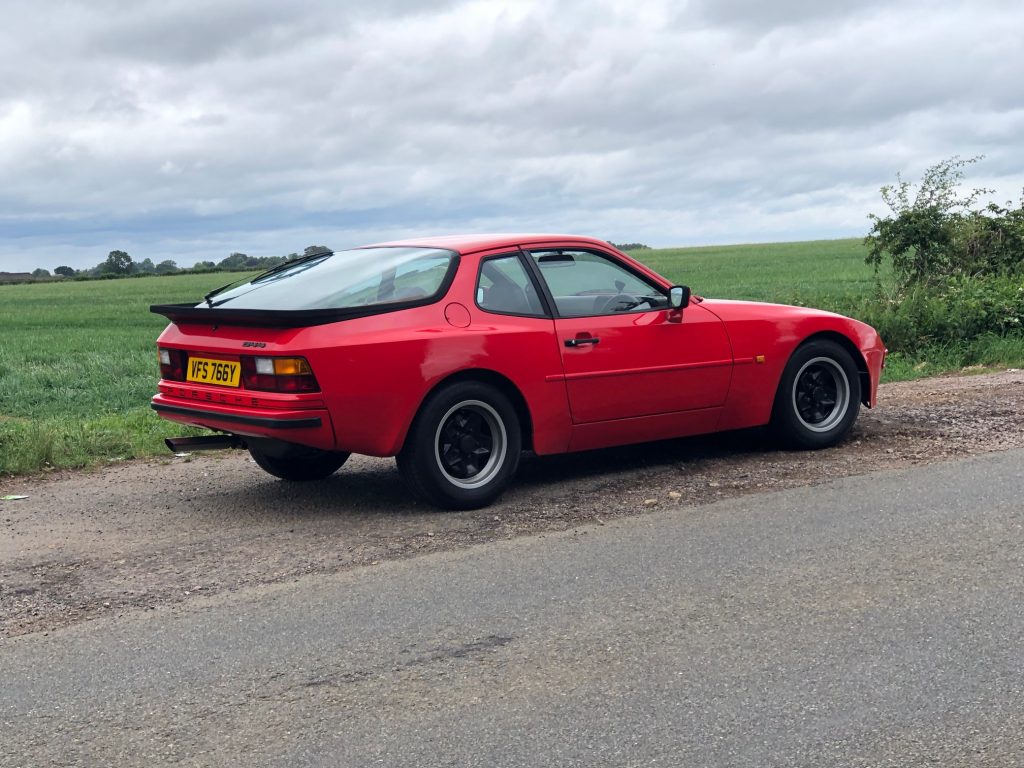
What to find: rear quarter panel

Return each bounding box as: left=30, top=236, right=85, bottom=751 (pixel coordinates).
left=298, top=306, right=569, bottom=456
left=293, top=248, right=571, bottom=457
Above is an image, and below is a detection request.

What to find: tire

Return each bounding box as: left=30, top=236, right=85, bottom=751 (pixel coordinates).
left=248, top=441, right=350, bottom=481
left=771, top=339, right=861, bottom=450
left=397, top=381, right=522, bottom=510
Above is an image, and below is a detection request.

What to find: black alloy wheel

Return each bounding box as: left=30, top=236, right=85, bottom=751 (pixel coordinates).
left=434, top=400, right=507, bottom=488
left=398, top=381, right=522, bottom=510
left=792, top=357, right=851, bottom=433
left=248, top=441, right=350, bottom=481
left=771, top=339, right=861, bottom=449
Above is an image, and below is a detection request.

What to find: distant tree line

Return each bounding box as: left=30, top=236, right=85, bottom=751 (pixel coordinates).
left=21, top=242, right=654, bottom=282
left=26, top=245, right=333, bottom=282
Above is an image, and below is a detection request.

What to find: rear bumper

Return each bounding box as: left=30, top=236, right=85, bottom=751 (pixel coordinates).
left=151, top=393, right=335, bottom=450
left=152, top=401, right=323, bottom=429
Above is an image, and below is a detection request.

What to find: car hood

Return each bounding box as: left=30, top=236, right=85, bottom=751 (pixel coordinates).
left=699, top=297, right=865, bottom=323
left=697, top=298, right=881, bottom=346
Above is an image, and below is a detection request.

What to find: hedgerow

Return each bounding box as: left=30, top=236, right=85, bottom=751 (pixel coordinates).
left=860, top=156, right=1024, bottom=351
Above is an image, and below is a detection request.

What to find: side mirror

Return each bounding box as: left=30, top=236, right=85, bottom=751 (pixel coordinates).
left=668, top=285, right=690, bottom=308
left=667, top=285, right=690, bottom=323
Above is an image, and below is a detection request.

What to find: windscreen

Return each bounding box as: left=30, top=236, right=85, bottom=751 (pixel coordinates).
left=202, top=247, right=456, bottom=311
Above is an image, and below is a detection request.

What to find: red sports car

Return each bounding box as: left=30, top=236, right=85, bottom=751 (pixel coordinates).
left=151, top=234, right=885, bottom=509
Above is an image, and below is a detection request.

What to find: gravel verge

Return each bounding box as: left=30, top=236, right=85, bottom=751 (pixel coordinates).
left=2, top=369, right=1022, bottom=639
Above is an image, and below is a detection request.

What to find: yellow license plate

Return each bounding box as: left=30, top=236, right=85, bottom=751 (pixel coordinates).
left=186, top=357, right=241, bottom=387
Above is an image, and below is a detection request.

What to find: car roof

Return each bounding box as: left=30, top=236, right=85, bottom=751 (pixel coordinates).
left=362, top=233, right=616, bottom=255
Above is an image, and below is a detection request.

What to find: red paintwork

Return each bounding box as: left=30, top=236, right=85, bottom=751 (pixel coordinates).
left=152, top=235, right=885, bottom=457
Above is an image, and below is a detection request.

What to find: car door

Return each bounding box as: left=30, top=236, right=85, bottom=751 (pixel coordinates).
left=525, top=247, right=733, bottom=424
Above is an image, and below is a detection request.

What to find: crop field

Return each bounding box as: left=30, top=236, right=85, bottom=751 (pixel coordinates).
left=0, top=273, right=254, bottom=475
left=0, top=239, right=1019, bottom=476
left=638, top=238, right=882, bottom=303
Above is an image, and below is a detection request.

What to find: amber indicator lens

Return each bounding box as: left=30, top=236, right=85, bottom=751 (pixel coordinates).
left=242, top=356, right=319, bottom=392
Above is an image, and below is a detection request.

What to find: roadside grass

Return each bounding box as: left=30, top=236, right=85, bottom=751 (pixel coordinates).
left=0, top=273, right=252, bottom=475
left=1, top=243, right=1021, bottom=476
left=879, top=335, right=1024, bottom=382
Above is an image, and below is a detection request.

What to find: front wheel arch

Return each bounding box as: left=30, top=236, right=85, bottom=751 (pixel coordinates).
left=770, top=338, right=863, bottom=450
left=800, top=331, right=871, bottom=407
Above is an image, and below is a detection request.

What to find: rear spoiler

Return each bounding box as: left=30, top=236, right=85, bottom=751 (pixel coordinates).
left=150, top=299, right=432, bottom=328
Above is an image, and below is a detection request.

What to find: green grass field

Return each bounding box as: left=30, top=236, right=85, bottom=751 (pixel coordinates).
left=634, top=238, right=884, bottom=303
left=1, top=240, right=1020, bottom=476
left=0, top=273, right=253, bottom=475
left=634, top=240, right=1024, bottom=379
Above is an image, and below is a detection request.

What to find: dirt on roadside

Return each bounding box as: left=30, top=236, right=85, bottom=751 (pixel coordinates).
left=2, top=369, right=1023, bottom=639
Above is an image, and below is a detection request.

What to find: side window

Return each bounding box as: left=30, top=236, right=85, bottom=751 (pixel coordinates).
left=477, top=254, right=546, bottom=316
left=529, top=250, right=666, bottom=317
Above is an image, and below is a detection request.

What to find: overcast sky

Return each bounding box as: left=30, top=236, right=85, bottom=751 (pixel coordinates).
left=2, top=0, right=1023, bottom=272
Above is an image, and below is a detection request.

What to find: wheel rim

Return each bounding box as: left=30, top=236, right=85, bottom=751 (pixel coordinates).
left=791, top=356, right=851, bottom=433
left=433, top=400, right=507, bottom=489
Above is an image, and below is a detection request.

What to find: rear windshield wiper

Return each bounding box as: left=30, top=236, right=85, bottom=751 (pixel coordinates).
left=203, top=278, right=244, bottom=307
left=202, top=251, right=335, bottom=308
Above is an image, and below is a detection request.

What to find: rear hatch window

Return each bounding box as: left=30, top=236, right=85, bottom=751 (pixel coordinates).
left=206, top=247, right=456, bottom=310
left=152, top=246, right=458, bottom=327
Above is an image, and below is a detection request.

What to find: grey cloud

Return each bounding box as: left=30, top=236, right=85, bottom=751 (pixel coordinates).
left=683, top=0, right=891, bottom=31
left=87, top=2, right=312, bottom=66
left=2, top=0, right=1024, bottom=271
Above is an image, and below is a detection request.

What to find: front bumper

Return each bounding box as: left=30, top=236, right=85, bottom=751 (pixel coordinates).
left=863, top=342, right=886, bottom=409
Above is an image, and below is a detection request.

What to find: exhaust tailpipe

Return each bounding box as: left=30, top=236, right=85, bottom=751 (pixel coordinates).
left=165, top=435, right=244, bottom=452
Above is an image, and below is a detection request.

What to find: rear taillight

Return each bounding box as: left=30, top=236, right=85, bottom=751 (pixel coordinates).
left=158, top=348, right=187, bottom=381
left=241, top=356, right=319, bottom=393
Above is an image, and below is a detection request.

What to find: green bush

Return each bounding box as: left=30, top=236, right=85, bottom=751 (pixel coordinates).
left=825, top=275, right=1024, bottom=351
left=858, top=155, right=1024, bottom=355
left=960, top=202, right=1024, bottom=276
left=866, top=155, right=1024, bottom=287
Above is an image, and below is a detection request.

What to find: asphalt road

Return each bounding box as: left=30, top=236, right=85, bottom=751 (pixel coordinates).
left=3, top=449, right=1024, bottom=767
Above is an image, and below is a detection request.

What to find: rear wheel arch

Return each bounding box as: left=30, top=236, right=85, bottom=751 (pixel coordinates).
left=403, top=369, right=534, bottom=453
left=397, top=375, right=525, bottom=509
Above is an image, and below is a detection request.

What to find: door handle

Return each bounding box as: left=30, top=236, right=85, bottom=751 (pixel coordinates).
left=565, top=336, right=600, bottom=347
